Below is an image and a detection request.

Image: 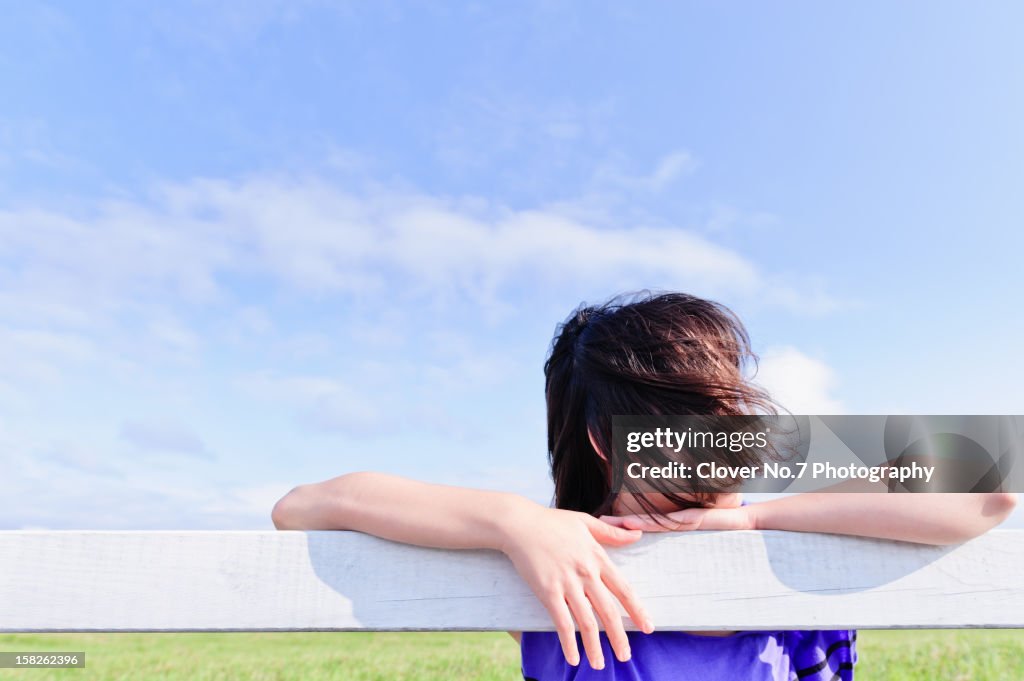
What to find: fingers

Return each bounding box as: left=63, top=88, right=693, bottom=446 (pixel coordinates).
left=602, top=560, right=654, bottom=634
left=617, top=514, right=666, bottom=532
left=542, top=595, right=580, bottom=667
left=565, top=587, right=605, bottom=670
left=598, top=514, right=629, bottom=528
left=585, top=515, right=643, bottom=546
left=663, top=508, right=706, bottom=530
left=584, top=581, right=632, bottom=663
left=616, top=509, right=705, bottom=532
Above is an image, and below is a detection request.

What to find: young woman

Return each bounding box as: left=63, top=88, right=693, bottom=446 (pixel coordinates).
left=272, top=292, right=1017, bottom=680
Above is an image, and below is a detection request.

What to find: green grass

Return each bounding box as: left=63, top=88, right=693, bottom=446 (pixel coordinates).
left=1, top=630, right=1022, bottom=680
left=855, top=630, right=1024, bottom=681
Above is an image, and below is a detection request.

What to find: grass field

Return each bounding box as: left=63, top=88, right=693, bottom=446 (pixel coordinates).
left=1, top=630, right=1023, bottom=680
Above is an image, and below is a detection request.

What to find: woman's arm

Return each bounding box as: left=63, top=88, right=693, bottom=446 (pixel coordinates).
left=273, top=472, right=653, bottom=669
left=603, top=489, right=1018, bottom=545
left=274, top=471, right=527, bottom=547
left=745, top=491, right=1017, bottom=544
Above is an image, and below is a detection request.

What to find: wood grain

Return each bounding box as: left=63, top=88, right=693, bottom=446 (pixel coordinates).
left=1, top=530, right=1021, bottom=632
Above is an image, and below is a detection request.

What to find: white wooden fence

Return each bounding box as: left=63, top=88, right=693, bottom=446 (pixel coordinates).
left=1, top=530, right=1022, bottom=632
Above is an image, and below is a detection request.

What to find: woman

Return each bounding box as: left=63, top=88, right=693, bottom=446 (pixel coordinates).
left=272, top=291, right=1017, bottom=679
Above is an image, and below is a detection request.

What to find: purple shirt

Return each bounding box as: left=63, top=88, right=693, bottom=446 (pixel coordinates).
left=520, top=628, right=857, bottom=681
left=522, top=501, right=857, bottom=679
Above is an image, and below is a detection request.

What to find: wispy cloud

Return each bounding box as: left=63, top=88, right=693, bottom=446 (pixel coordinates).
left=753, top=346, right=845, bottom=414
left=0, top=172, right=843, bottom=528
left=592, top=150, right=700, bottom=193
left=0, top=174, right=839, bottom=321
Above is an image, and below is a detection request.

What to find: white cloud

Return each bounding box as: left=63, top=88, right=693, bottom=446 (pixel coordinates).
left=0, top=175, right=837, bottom=324
left=0, top=173, right=844, bottom=528
left=593, top=150, right=700, bottom=193
left=753, top=346, right=845, bottom=415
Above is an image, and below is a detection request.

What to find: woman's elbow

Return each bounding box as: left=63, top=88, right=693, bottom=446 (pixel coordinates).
left=938, top=492, right=1018, bottom=545
left=271, top=473, right=366, bottom=530
left=987, top=492, right=1018, bottom=523
left=271, top=485, right=309, bottom=530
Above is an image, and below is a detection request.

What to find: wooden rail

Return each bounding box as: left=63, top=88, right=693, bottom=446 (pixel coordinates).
left=1, top=530, right=1022, bottom=632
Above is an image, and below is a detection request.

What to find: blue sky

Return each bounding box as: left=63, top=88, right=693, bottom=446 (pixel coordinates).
left=1, top=1, right=1021, bottom=529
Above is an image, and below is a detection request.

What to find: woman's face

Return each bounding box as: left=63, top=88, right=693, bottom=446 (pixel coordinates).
left=589, top=428, right=743, bottom=516
left=610, top=491, right=743, bottom=516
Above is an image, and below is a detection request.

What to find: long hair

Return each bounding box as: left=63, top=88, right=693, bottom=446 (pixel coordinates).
left=543, top=291, right=777, bottom=519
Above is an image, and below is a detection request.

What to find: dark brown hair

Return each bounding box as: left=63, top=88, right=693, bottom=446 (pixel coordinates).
left=543, top=291, right=777, bottom=519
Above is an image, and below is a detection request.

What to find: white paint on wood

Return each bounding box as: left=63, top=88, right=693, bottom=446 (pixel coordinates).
left=0, top=530, right=1021, bottom=632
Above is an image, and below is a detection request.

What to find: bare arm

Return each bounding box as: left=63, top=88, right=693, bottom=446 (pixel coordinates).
left=603, top=489, right=1018, bottom=546
left=745, top=490, right=1018, bottom=544
left=273, top=472, right=653, bottom=669
left=273, top=471, right=523, bottom=549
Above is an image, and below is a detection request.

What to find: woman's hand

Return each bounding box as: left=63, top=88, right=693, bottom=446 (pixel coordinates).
left=599, top=506, right=755, bottom=532
left=272, top=473, right=658, bottom=668
left=601, top=491, right=1018, bottom=545
left=498, top=505, right=654, bottom=670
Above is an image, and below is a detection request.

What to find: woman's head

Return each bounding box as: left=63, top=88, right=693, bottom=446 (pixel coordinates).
left=543, top=291, right=776, bottom=518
